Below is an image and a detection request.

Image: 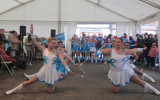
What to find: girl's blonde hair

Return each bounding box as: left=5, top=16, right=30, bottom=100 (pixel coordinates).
left=47, top=37, right=57, bottom=43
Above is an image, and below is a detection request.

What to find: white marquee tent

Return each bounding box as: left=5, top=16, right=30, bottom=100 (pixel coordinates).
left=0, top=0, right=160, bottom=65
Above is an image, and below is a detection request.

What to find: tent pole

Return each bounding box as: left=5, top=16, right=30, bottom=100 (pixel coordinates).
left=157, top=13, right=160, bottom=70
left=58, top=0, right=62, bottom=34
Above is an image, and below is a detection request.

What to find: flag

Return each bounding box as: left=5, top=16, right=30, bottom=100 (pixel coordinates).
left=55, top=33, right=65, bottom=41
left=30, top=24, right=33, bottom=33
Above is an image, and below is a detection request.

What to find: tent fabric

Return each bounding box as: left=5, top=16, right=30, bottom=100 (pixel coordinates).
left=0, top=0, right=160, bottom=22
left=116, top=22, right=136, bottom=38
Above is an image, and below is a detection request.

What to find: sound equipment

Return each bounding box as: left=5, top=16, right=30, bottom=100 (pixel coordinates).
left=51, top=29, right=56, bottom=37
left=20, top=26, right=26, bottom=36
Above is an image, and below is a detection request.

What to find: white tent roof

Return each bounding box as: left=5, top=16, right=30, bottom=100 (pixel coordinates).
left=0, top=0, right=160, bottom=22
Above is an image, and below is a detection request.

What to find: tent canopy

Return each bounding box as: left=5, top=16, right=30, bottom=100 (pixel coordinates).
left=0, top=0, right=160, bottom=22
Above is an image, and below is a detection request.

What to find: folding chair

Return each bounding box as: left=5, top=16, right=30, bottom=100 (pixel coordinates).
left=0, top=54, right=14, bottom=76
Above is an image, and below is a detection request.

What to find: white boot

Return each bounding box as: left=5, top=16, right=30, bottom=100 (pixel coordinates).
left=95, top=57, right=98, bottom=63
left=91, top=58, right=93, bottom=63
left=24, top=73, right=35, bottom=80
left=142, top=73, right=155, bottom=83
left=78, top=56, right=80, bottom=62
left=29, top=62, right=32, bottom=66
left=144, top=83, right=160, bottom=95
left=6, top=84, right=23, bottom=95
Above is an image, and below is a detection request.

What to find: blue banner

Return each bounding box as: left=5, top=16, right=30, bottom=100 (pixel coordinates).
left=55, top=33, right=65, bottom=41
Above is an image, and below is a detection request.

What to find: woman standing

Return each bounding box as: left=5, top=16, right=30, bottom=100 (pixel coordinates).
left=8, top=31, right=22, bottom=58
left=25, top=34, right=34, bottom=66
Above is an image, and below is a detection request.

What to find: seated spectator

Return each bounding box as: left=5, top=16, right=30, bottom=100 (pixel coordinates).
left=0, top=29, right=10, bottom=53
left=0, top=29, right=7, bottom=43
left=0, top=41, right=16, bottom=69
left=148, top=43, right=158, bottom=69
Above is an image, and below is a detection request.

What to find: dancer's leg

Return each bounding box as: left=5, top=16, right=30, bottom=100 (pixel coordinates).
left=48, top=85, right=54, bottom=94
left=132, top=64, right=155, bottom=82
left=130, top=74, right=160, bottom=95
left=58, top=73, right=62, bottom=80
left=110, top=83, right=121, bottom=93
left=134, top=68, right=143, bottom=75
left=6, top=76, right=38, bottom=95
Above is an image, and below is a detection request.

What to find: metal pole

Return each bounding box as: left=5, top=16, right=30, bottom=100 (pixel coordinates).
left=58, top=0, right=62, bottom=34
left=157, top=13, right=160, bottom=70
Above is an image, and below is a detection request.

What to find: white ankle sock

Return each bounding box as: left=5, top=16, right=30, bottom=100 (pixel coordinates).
left=142, top=73, right=155, bottom=83
left=6, top=84, right=24, bottom=95
left=144, top=83, right=160, bottom=95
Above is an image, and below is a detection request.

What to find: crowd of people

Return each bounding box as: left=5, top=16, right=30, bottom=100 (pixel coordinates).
left=0, top=29, right=36, bottom=70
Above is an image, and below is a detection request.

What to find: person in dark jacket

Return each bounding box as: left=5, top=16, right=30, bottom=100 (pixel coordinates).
left=137, top=35, right=144, bottom=48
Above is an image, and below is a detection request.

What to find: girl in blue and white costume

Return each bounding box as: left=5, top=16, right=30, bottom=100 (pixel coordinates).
left=90, top=38, right=97, bottom=63
left=56, top=41, right=79, bottom=80
left=93, top=38, right=160, bottom=95
left=6, top=31, right=74, bottom=94
left=81, top=39, right=86, bottom=61
left=69, top=37, right=80, bottom=62
left=24, top=41, right=77, bottom=80
left=85, top=37, right=91, bottom=61
left=77, top=38, right=82, bottom=62
left=124, top=42, right=155, bottom=83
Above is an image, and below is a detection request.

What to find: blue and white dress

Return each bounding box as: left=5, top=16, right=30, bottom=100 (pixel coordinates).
left=126, top=60, right=136, bottom=70
left=108, top=49, right=135, bottom=87
left=78, top=42, right=81, bottom=52
left=82, top=42, right=86, bottom=52
left=72, top=41, right=78, bottom=51
left=56, top=52, right=67, bottom=76
left=106, top=43, right=111, bottom=48
left=85, top=42, right=90, bottom=52
left=90, top=42, right=96, bottom=52
left=35, top=49, right=59, bottom=86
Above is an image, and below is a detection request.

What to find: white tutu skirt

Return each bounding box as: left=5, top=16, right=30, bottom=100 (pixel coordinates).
left=90, top=47, right=96, bottom=52
left=35, top=65, right=59, bottom=86
left=129, top=64, right=136, bottom=70
left=108, top=67, right=135, bottom=87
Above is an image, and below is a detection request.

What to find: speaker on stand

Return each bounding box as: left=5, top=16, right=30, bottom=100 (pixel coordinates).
left=51, top=29, right=56, bottom=37
left=19, top=26, right=26, bottom=57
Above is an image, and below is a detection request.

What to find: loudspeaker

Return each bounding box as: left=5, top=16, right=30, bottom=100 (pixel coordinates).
left=20, top=26, right=26, bottom=36
left=51, top=29, right=56, bottom=37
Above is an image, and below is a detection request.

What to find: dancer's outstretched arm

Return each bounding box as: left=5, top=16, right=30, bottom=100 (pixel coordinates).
left=130, top=53, right=139, bottom=64
left=57, top=51, right=74, bottom=75
left=31, top=34, right=45, bottom=52
left=92, top=48, right=112, bottom=56
left=64, top=49, right=68, bottom=53
left=30, top=25, right=45, bottom=53
left=125, top=47, right=147, bottom=55
left=65, top=54, right=79, bottom=67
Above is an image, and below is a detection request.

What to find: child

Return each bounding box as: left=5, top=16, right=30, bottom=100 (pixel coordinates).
left=81, top=39, right=86, bottom=61
left=90, top=38, right=97, bottom=63
left=85, top=37, right=91, bottom=62
left=148, top=43, right=158, bottom=69
left=69, top=37, right=79, bottom=62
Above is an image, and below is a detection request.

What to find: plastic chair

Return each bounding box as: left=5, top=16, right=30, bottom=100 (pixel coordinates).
left=0, top=54, right=14, bottom=76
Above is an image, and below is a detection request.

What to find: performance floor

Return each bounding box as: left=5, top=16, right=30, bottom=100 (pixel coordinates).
left=0, top=61, right=160, bottom=100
